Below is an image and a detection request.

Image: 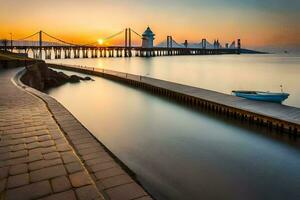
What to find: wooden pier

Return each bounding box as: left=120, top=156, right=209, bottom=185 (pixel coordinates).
left=48, top=64, right=300, bottom=135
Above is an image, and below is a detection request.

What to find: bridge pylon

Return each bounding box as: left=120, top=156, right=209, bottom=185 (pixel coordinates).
left=125, top=28, right=132, bottom=57
left=39, top=30, right=42, bottom=59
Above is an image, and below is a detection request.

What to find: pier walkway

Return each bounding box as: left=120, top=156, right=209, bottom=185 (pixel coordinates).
left=0, top=68, right=152, bottom=200
left=49, top=64, right=300, bottom=135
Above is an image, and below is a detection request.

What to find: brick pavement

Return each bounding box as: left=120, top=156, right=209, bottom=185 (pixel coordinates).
left=0, top=68, right=152, bottom=200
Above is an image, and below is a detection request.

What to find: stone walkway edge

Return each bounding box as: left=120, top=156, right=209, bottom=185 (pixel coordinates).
left=0, top=67, right=152, bottom=200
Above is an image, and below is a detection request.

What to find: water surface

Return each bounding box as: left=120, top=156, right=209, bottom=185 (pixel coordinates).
left=48, top=54, right=300, bottom=107
left=47, top=68, right=300, bottom=200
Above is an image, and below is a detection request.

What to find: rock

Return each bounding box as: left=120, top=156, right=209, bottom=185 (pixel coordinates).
left=83, top=76, right=93, bottom=81
left=69, top=75, right=81, bottom=83
left=21, top=62, right=92, bottom=91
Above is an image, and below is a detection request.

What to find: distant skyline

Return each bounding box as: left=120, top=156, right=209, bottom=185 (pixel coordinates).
left=1, top=0, right=300, bottom=52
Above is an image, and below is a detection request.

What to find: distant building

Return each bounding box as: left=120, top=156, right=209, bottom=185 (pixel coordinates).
left=142, top=26, right=155, bottom=48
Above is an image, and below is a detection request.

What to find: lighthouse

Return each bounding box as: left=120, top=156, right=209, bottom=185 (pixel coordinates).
left=142, top=26, right=155, bottom=48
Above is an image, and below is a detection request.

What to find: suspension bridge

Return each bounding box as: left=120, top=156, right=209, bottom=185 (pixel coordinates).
left=0, top=27, right=242, bottom=59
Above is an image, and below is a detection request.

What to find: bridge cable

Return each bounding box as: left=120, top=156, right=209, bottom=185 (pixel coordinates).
left=171, top=37, right=185, bottom=47
left=81, top=29, right=125, bottom=46
left=103, top=29, right=125, bottom=41
left=130, top=29, right=142, bottom=38
left=42, top=31, right=78, bottom=46
left=15, top=31, right=40, bottom=41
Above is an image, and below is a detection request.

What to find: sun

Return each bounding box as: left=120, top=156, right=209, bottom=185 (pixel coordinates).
left=97, top=39, right=104, bottom=45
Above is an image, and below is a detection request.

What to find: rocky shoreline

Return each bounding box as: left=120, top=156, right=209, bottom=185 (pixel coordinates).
left=21, top=62, right=93, bottom=91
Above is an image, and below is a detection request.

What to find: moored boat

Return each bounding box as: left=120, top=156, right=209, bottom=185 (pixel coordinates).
left=232, top=90, right=289, bottom=103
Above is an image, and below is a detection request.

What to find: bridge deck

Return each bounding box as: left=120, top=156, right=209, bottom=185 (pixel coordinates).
left=49, top=64, right=300, bottom=133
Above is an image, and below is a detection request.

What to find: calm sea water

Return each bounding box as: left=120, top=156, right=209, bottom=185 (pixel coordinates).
left=46, top=54, right=300, bottom=200
left=48, top=54, right=300, bottom=108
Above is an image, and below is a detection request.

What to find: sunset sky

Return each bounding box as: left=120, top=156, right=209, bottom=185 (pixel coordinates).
left=1, top=0, right=299, bottom=51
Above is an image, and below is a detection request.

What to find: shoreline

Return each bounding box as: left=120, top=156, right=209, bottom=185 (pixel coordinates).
left=14, top=66, right=154, bottom=199
left=0, top=49, right=153, bottom=200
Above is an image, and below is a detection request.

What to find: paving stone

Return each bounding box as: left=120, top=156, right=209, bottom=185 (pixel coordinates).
left=27, top=142, right=40, bottom=149
left=40, top=140, right=55, bottom=147
left=65, top=161, right=84, bottom=174
left=7, top=173, right=29, bottom=188
left=0, top=166, right=9, bottom=179
left=7, top=156, right=27, bottom=166
left=0, top=146, right=9, bottom=154
left=69, top=171, right=92, bottom=187
left=56, top=143, right=72, bottom=152
left=27, top=152, right=43, bottom=162
left=99, top=174, right=134, bottom=189
left=78, top=146, right=104, bottom=156
left=38, top=135, right=51, bottom=142
left=51, top=175, right=71, bottom=193
left=94, top=167, right=125, bottom=180
left=29, top=158, right=62, bottom=171
left=30, top=164, right=67, bottom=182
left=82, top=152, right=109, bottom=161
left=73, top=138, right=95, bottom=145
left=0, top=150, right=28, bottom=161
left=76, top=185, right=103, bottom=200
left=61, top=152, right=79, bottom=164
left=11, top=133, right=26, bottom=139
left=9, top=163, right=28, bottom=175
left=51, top=133, right=63, bottom=140
left=29, top=146, right=57, bottom=155
left=69, top=133, right=91, bottom=140
left=32, top=130, right=49, bottom=137
left=24, top=136, right=38, bottom=144
left=76, top=142, right=100, bottom=150
left=43, top=152, right=60, bottom=160
left=105, top=183, right=148, bottom=200
left=5, top=180, right=51, bottom=200
left=54, top=138, right=67, bottom=145
left=0, top=178, right=6, bottom=192
left=11, top=143, right=26, bottom=152
left=85, top=156, right=113, bottom=166
left=135, top=196, right=153, bottom=200
left=90, top=161, right=118, bottom=173
left=39, top=190, right=77, bottom=200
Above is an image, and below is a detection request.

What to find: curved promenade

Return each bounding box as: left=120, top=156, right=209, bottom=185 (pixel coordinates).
left=0, top=68, right=152, bottom=200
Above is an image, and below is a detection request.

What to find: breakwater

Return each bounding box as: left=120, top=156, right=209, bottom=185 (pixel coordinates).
left=48, top=63, right=300, bottom=135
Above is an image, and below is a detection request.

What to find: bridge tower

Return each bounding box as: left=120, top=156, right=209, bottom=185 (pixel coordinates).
left=184, top=40, right=188, bottom=48
left=39, top=30, right=42, bottom=59
left=1, top=39, right=8, bottom=51
left=237, top=39, right=241, bottom=54
left=202, top=39, right=206, bottom=49
left=125, top=28, right=132, bottom=57
left=167, top=36, right=173, bottom=48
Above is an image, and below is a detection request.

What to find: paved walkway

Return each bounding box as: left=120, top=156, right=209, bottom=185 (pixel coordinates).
left=0, top=68, right=152, bottom=200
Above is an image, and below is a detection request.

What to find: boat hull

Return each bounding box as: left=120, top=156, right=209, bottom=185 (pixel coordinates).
left=232, top=91, right=289, bottom=103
